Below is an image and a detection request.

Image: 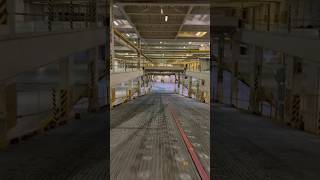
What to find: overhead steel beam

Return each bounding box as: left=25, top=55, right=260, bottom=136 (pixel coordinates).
left=126, top=13, right=194, bottom=16
left=175, top=6, right=193, bottom=39
left=114, top=1, right=209, bottom=7
left=117, top=4, right=143, bottom=42
left=144, top=38, right=209, bottom=42
left=114, top=0, right=281, bottom=7
left=144, top=50, right=210, bottom=53
left=114, top=29, right=153, bottom=63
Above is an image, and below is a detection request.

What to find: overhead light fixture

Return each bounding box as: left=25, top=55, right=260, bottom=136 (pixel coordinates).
left=165, top=15, right=168, bottom=22
left=200, top=44, right=204, bottom=47
left=161, top=8, right=164, bottom=14
left=126, top=33, right=130, bottom=37
left=178, top=31, right=207, bottom=38
left=196, top=32, right=207, bottom=37
left=113, top=20, right=119, bottom=26
left=160, top=41, right=163, bottom=44
left=183, top=46, right=186, bottom=49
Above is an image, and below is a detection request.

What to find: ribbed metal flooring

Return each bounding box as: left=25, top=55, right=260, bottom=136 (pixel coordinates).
left=110, top=93, right=210, bottom=180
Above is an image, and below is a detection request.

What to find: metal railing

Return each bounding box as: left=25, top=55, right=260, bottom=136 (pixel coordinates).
left=111, top=63, right=141, bottom=73
left=1, top=2, right=105, bottom=36
left=242, top=18, right=320, bottom=39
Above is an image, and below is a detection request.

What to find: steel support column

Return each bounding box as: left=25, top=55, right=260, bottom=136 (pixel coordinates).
left=0, top=82, right=16, bottom=148
left=252, top=6, right=256, bottom=30
left=111, top=88, right=116, bottom=106
left=88, top=47, right=99, bottom=112
left=286, top=57, right=302, bottom=128
left=249, top=46, right=263, bottom=114
left=106, top=0, right=112, bottom=108
left=127, top=80, right=133, bottom=100
left=58, top=56, right=74, bottom=117
left=137, top=38, right=141, bottom=70
left=188, top=76, right=192, bottom=98
left=231, top=33, right=240, bottom=107
left=216, top=35, right=224, bottom=103
left=275, top=53, right=287, bottom=121
left=143, top=75, right=147, bottom=95
left=137, top=77, right=141, bottom=96
left=196, top=79, right=200, bottom=100
left=182, top=77, right=185, bottom=95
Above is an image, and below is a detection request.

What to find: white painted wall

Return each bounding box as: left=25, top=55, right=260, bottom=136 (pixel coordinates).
left=0, top=28, right=106, bottom=82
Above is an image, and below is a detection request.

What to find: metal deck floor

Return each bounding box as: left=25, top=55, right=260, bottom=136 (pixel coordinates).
left=111, top=93, right=210, bottom=180
left=0, top=111, right=108, bottom=180
left=213, top=104, right=320, bottom=180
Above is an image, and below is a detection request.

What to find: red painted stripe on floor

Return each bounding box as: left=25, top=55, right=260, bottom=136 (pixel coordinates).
left=170, top=107, right=210, bottom=180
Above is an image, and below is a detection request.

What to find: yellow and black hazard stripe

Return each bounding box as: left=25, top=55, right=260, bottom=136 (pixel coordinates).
left=59, top=89, right=68, bottom=118
left=48, top=0, right=53, bottom=31
left=290, top=95, right=301, bottom=127
left=51, top=88, right=59, bottom=122
left=0, top=0, right=7, bottom=25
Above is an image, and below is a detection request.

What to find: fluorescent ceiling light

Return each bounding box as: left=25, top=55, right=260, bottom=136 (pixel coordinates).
left=196, top=32, right=207, bottom=37
left=113, top=20, right=119, bottom=26
left=161, top=8, right=164, bottom=14
left=113, top=19, right=133, bottom=29
left=165, top=15, right=168, bottom=22
left=177, top=31, right=207, bottom=38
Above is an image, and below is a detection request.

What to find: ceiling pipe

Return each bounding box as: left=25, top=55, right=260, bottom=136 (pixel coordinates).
left=113, top=29, right=153, bottom=63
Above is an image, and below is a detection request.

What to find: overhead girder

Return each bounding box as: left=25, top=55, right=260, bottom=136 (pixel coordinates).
left=114, top=29, right=153, bottom=63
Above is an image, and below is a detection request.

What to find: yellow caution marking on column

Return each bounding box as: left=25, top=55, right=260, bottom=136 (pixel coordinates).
left=59, top=89, right=68, bottom=118
left=0, top=0, right=7, bottom=25
left=291, top=95, right=301, bottom=128
left=52, top=88, right=59, bottom=122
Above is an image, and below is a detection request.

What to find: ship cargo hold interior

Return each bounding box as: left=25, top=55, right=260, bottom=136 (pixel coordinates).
left=0, top=0, right=320, bottom=180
